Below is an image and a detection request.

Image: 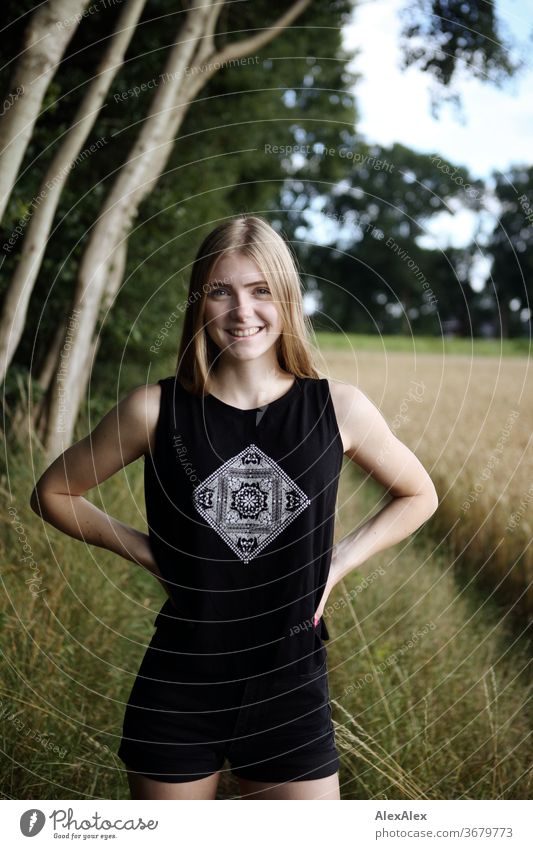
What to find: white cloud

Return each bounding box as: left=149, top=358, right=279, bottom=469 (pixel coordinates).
left=417, top=208, right=479, bottom=250
left=342, top=0, right=533, bottom=182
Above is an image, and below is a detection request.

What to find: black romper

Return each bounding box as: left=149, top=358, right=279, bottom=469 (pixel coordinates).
left=117, top=374, right=344, bottom=783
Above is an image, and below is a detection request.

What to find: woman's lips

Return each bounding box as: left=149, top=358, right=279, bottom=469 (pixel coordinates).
left=226, top=326, right=265, bottom=339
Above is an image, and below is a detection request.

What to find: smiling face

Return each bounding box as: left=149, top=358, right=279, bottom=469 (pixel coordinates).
left=202, top=251, right=284, bottom=363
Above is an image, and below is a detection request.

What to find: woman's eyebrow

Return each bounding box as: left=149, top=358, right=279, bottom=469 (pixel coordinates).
left=208, top=279, right=268, bottom=287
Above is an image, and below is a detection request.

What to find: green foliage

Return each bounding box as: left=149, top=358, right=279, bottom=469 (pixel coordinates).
left=1, top=0, right=358, bottom=387
left=0, top=0, right=530, bottom=393
left=484, top=165, right=533, bottom=337
left=281, top=142, right=486, bottom=334
left=399, top=0, right=524, bottom=114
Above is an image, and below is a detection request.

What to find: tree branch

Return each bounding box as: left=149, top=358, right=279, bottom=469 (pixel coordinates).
left=174, top=0, right=313, bottom=106
left=192, top=0, right=225, bottom=67
left=212, top=0, right=312, bottom=64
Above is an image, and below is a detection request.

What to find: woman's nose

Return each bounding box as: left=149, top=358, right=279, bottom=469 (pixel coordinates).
left=229, top=292, right=253, bottom=318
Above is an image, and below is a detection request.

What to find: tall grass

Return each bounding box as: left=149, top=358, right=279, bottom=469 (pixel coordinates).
left=327, top=463, right=532, bottom=799
left=314, top=332, right=531, bottom=357
left=1, top=426, right=165, bottom=800
left=324, top=348, right=533, bottom=623
left=1, top=350, right=532, bottom=799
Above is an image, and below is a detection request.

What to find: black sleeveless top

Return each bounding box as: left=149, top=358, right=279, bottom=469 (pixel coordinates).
left=145, top=374, right=344, bottom=683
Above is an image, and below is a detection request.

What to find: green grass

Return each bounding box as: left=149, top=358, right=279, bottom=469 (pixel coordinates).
left=314, top=332, right=531, bottom=357
left=1, top=394, right=531, bottom=799
left=326, top=460, right=532, bottom=799
left=1, top=435, right=156, bottom=800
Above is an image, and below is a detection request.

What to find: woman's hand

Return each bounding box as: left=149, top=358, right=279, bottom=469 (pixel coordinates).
left=313, top=543, right=342, bottom=627
left=313, top=577, right=335, bottom=626
left=130, top=530, right=178, bottom=609
left=129, top=528, right=159, bottom=574
left=313, top=549, right=342, bottom=626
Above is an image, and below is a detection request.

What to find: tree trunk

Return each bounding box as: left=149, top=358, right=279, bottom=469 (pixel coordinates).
left=0, top=0, right=148, bottom=384
left=42, top=0, right=312, bottom=460
left=10, top=321, right=65, bottom=438
left=66, top=240, right=128, bottom=442
left=41, top=0, right=215, bottom=459
left=28, top=316, right=76, bottom=438
left=0, top=0, right=90, bottom=222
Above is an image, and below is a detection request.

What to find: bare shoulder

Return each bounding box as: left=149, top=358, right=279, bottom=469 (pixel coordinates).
left=124, top=381, right=162, bottom=455
left=327, top=378, right=372, bottom=454
left=327, top=377, right=438, bottom=504
left=31, top=382, right=164, bottom=502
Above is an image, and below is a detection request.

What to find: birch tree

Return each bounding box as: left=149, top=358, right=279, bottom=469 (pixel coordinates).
left=42, top=0, right=312, bottom=459
left=0, top=0, right=90, bottom=222
left=0, top=0, right=148, bottom=384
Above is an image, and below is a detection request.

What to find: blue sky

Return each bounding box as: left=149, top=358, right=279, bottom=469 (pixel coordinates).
left=336, top=0, right=533, bottom=273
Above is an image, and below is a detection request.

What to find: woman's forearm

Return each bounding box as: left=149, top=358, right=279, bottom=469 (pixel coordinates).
left=31, top=491, right=163, bottom=580
left=32, top=492, right=178, bottom=607
left=330, top=491, right=438, bottom=586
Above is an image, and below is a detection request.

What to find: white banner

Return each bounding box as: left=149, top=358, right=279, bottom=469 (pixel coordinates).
left=3, top=799, right=531, bottom=848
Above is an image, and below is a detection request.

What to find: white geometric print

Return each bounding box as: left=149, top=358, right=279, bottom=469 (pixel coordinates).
left=192, top=443, right=310, bottom=563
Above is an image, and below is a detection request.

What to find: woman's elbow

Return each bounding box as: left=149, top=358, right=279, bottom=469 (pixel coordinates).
left=30, top=488, right=39, bottom=514
left=423, top=484, right=439, bottom=517
left=30, top=486, right=47, bottom=516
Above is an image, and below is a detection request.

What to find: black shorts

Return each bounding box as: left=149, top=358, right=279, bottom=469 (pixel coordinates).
left=117, top=625, right=339, bottom=784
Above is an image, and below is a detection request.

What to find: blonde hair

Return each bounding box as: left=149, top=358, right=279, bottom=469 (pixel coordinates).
left=176, top=214, right=320, bottom=394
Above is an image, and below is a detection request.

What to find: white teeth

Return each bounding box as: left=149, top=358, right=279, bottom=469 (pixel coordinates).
left=228, top=326, right=263, bottom=337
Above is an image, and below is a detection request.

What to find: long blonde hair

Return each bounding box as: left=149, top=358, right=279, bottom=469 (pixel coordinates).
left=176, top=214, right=320, bottom=394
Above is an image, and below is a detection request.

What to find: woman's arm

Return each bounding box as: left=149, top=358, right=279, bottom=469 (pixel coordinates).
left=29, top=383, right=174, bottom=601
left=314, top=380, right=439, bottom=620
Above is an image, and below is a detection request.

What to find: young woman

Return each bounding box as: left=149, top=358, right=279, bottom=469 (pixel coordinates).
left=30, top=214, right=438, bottom=800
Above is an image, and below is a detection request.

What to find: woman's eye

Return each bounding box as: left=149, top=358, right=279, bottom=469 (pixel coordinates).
left=208, top=287, right=270, bottom=296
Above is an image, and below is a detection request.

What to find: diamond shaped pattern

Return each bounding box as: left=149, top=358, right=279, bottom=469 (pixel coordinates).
left=192, top=443, right=310, bottom=563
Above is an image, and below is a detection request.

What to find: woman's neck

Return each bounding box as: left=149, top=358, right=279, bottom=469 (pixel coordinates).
left=207, top=363, right=294, bottom=409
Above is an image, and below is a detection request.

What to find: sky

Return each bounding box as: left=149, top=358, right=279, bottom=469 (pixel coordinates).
left=337, top=0, right=533, bottom=267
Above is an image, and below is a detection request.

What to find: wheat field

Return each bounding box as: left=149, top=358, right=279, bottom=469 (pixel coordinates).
left=322, top=348, right=533, bottom=620
left=1, top=348, right=531, bottom=798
